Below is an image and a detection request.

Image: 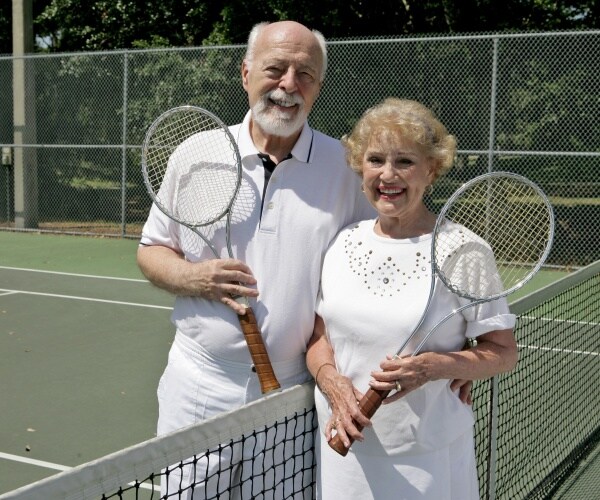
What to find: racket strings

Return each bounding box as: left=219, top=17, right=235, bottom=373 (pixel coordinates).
left=143, top=109, right=241, bottom=226
left=145, top=113, right=213, bottom=191
left=435, top=177, right=552, bottom=299
left=479, top=183, right=551, bottom=260
left=175, top=167, right=239, bottom=225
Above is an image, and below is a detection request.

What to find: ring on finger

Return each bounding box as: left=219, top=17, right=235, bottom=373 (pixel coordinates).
left=395, top=380, right=402, bottom=392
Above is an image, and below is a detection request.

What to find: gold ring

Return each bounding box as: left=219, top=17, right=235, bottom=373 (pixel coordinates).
left=395, top=380, right=402, bottom=392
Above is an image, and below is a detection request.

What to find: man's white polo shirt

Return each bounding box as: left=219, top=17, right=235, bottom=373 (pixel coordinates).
left=140, top=111, right=374, bottom=363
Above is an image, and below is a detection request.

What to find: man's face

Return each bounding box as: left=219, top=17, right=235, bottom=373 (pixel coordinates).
left=242, top=25, right=323, bottom=137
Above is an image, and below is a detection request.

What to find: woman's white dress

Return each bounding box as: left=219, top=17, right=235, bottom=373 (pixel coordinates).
left=315, top=219, right=515, bottom=499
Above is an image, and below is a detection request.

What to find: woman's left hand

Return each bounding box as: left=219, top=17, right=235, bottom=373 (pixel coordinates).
left=369, top=353, right=432, bottom=404
left=370, top=354, right=475, bottom=405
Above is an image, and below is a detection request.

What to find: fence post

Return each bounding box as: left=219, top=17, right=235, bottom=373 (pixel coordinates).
left=485, top=39, right=500, bottom=500
left=120, top=52, right=129, bottom=237
left=12, top=0, right=38, bottom=229
left=487, top=37, right=499, bottom=174
left=2, top=147, right=12, bottom=221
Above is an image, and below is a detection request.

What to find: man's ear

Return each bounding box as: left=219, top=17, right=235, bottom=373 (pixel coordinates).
left=241, top=60, right=250, bottom=91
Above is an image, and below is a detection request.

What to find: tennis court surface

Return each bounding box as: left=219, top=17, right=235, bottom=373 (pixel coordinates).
left=0, top=232, right=174, bottom=495
left=0, top=231, right=598, bottom=499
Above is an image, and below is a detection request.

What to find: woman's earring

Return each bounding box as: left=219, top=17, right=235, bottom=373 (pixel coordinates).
left=426, top=184, right=434, bottom=195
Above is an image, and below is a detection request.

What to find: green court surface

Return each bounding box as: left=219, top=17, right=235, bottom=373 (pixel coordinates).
left=0, top=231, right=174, bottom=494
left=0, top=232, right=145, bottom=278
left=506, top=266, right=567, bottom=301
left=0, top=231, right=574, bottom=496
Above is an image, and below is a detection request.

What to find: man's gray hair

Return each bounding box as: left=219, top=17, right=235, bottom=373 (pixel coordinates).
left=244, top=22, right=328, bottom=82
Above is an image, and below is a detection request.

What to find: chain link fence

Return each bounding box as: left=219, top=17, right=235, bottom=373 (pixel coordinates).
left=1, top=31, right=598, bottom=267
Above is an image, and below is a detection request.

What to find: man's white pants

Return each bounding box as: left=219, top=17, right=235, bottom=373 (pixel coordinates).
left=157, top=331, right=312, bottom=499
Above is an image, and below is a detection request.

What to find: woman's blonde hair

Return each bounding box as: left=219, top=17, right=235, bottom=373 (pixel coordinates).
left=342, top=98, right=457, bottom=183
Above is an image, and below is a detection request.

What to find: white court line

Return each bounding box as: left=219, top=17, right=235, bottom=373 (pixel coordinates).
left=0, top=265, right=171, bottom=309
left=0, top=452, right=160, bottom=492
left=0, top=288, right=172, bottom=310
left=0, top=265, right=147, bottom=282
left=0, top=269, right=165, bottom=493
left=517, top=315, right=599, bottom=357
left=519, top=314, right=599, bottom=328
left=0, top=451, right=71, bottom=472
left=517, top=343, right=599, bottom=357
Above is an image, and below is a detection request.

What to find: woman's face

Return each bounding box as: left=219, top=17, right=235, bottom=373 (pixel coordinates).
left=360, top=133, right=435, bottom=222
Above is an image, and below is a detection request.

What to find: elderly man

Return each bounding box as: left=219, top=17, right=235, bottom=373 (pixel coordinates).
left=137, top=20, right=374, bottom=497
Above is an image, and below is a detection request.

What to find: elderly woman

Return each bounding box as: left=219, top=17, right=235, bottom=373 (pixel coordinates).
left=306, top=98, right=518, bottom=499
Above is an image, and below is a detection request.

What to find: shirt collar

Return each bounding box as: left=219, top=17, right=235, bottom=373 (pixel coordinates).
left=237, top=111, right=314, bottom=164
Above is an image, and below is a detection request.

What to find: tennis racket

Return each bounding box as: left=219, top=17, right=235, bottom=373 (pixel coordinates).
left=329, top=171, right=554, bottom=455
left=141, top=105, right=281, bottom=394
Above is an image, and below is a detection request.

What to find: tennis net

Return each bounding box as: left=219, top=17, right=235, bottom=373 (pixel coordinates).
left=1, top=261, right=598, bottom=500
left=486, top=259, right=600, bottom=499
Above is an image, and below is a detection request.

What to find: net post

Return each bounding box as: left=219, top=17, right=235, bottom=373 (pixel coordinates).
left=486, top=374, right=500, bottom=500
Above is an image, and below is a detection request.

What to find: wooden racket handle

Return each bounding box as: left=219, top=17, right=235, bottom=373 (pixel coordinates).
left=238, top=307, right=281, bottom=393
left=329, top=387, right=391, bottom=456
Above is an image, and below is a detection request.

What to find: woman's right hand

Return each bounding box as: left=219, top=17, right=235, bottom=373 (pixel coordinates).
left=307, top=314, right=372, bottom=447
left=318, top=367, right=372, bottom=445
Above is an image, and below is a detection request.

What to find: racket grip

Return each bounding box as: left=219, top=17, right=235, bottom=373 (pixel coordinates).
left=328, top=387, right=390, bottom=456
left=238, top=307, right=281, bottom=394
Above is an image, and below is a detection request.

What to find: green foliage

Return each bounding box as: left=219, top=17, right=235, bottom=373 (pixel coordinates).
left=0, top=2, right=10, bottom=55
left=1, top=0, right=599, bottom=54
left=34, top=0, right=223, bottom=51
left=2, top=1, right=598, bottom=264
left=17, top=0, right=600, bottom=52
left=125, top=47, right=247, bottom=144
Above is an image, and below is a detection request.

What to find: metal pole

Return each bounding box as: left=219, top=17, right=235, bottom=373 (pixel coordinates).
left=487, top=375, right=500, bottom=500
left=487, top=38, right=499, bottom=174
left=484, top=38, right=500, bottom=500
left=120, top=52, right=129, bottom=237
left=12, top=0, right=38, bottom=228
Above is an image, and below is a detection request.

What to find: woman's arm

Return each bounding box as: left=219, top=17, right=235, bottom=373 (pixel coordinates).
left=306, top=315, right=372, bottom=444
left=369, top=329, right=518, bottom=404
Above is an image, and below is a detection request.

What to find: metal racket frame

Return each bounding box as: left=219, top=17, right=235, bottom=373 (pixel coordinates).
left=141, top=105, right=280, bottom=394
left=141, top=105, right=243, bottom=260
left=328, top=171, right=554, bottom=456
left=408, top=171, right=555, bottom=356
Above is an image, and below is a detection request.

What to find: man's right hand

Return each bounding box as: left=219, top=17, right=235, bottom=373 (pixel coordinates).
left=191, top=258, right=259, bottom=314
left=137, top=245, right=258, bottom=315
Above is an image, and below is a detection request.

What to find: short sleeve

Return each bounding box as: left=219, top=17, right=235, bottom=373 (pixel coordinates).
left=139, top=202, right=180, bottom=249
left=461, top=296, right=516, bottom=338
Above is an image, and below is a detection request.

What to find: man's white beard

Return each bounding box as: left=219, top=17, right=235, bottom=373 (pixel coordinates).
left=252, top=89, right=306, bottom=137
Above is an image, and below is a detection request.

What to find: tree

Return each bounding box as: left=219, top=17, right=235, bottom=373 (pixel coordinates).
left=1, top=0, right=598, bottom=54
left=34, top=0, right=225, bottom=51
left=0, top=2, right=10, bottom=54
